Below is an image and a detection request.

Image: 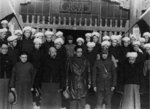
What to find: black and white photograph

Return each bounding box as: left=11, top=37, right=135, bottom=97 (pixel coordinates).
left=0, top=0, right=149, bottom=109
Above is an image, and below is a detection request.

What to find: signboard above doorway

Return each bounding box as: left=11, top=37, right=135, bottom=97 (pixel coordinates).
left=60, top=0, right=92, bottom=14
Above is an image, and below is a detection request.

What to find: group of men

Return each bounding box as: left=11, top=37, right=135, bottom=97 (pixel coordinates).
left=0, top=19, right=149, bottom=109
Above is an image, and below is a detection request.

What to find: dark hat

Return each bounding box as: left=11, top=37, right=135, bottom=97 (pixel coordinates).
left=67, top=35, right=73, bottom=40
left=8, top=90, right=17, bottom=104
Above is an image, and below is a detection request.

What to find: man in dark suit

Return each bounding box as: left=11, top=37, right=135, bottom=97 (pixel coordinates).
left=93, top=50, right=117, bottom=109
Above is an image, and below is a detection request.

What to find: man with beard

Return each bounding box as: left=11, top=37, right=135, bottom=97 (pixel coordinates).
left=41, top=47, right=63, bottom=109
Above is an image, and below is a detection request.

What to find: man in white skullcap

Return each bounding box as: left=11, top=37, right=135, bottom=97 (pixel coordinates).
left=85, top=42, right=98, bottom=109
left=101, top=40, right=111, bottom=51
left=54, top=38, right=67, bottom=66
left=1, top=20, right=12, bottom=38
left=76, top=37, right=86, bottom=54
left=7, top=35, right=19, bottom=65
left=120, top=52, right=142, bottom=109
left=21, top=26, right=34, bottom=55
left=139, top=37, right=146, bottom=49
left=143, top=32, right=150, bottom=43
left=41, top=31, right=54, bottom=54
left=55, top=31, right=65, bottom=40
left=91, top=32, right=101, bottom=60
left=76, top=37, right=84, bottom=46
left=54, top=38, right=64, bottom=50
left=0, top=28, right=8, bottom=44
left=34, top=32, right=44, bottom=43
left=85, top=33, right=92, bottom=43
left=102, top=35, right=110, bottom=41
left=1, top=20, right=8, bottom=28
left=14, top=30, right=23, bottom=40
left=130, top=34, right=137, bottom=43
left=45, top=31, right=54, bottom=42
left=30, top=37, right=43, bottom=107
left=132, top=41, right=143, bottom=53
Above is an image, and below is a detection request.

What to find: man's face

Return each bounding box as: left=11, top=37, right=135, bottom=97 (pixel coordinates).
left=16, top=34, right=22, bottom=40
left=129, top=57, right=136, bottom=64
left=87, top=47, right=93, bottom=52
left=68, top=40, right=73, bottom=44
left=55, top=43, right=62, bottom=49
left=46, top=36, right=52, bottom=42
left=93, top=36, right=98, bottom=43
left=123, top=41, right=129, bottom=47
left=86, top=37, right=91, bottom=43
left=145, top=36, right=149, bottom=43
left=1, top=44, right=8, bottom=54
left=133, top=45, right=139, bottom=52
left=102, top=53, right=108, bottom=60
left=20, top=54, right=28, bottom=63
left=77, top=41, right=83, bottom=46
left=49, top=47, right=57, bottom=58
left=76, top=48, right=83, bottom=57
left=52, top=35, right=56, bottom=42
left=34, top=43, right=41, bottom=49
left=10, top=40, right=17, bottom=47
left=112, top=40, right=118, bottom=47
left=24, top=31, right=31, bottom=39
left=1, top=32, right=6, bottom=39
left=2, top=24, right=7, bottom=28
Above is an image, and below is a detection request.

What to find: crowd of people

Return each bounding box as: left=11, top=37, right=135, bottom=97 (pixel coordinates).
left=0, top=19, right=149, bottom=109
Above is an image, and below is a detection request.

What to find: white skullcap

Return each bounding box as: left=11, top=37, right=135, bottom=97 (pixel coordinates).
left=0, top=28, right=7, bottom=33
left=130, top=34, right=136, bottom=39
left=34, top=32, right=44, bottom=39
left=45, top=31, right=54, bottom=37
left=92, top=32, right=100, bottom=37
left=54, top=38, right=64, bottom=45
left=122, top=37, right=130, bottom=42
left=132, top=41, right=141, bottom=46
left=144, top=43, right=150, bottom=49
left=126, top=52, right=138, bottom=58
left=87, top=42, right=96, bottom=48
left=14, top=30, right=23, bottom=35
left=23, top=26, right=32, bottom=32
left=101, top=41, right=111, bottom=47
left=76, top=37, right=85, bottom=43
left=117, top=35, right=123, bottom=40
left=56, top=31, right=63, bottom=37
left=1, top=20, right=8, bottom=24
left=33, top=38, right=42, bottom=44
left=111, top=35, right=119, bottom=41
left=103, top=35, right=110, bottom=41
left=85, top=33, right=92, bottom=37
left=139, top=37, right=146, bottom=43
left=143, top=32, right=150, bottom=37
left=7, top=35, right=18, bottom=42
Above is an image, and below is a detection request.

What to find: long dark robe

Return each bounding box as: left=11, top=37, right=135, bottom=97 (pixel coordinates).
left=10, top=62, right=34, bottom=109
left=0, top=53, right=12, bottom=109
left=41, top=55, right=63, bottom=109
left=67, top=56, right=90, bottom=99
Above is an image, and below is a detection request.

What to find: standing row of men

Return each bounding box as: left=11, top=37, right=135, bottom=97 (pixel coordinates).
left=0, top=19, right=150, bottom=109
